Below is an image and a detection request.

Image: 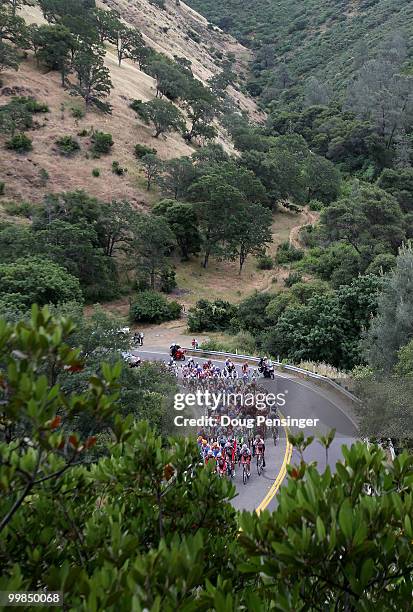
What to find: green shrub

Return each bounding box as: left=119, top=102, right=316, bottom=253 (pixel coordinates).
left=187, top=29, right=201, bottom=43
left=39, top=168, right=49, bottom=186
left=17, top=97, right=49, bottom=114
left=366, top=253, right=397, bottom=276
left=55, top=135, right=80, bottom=156
left=77, top=129, right=88, bottom=137
left=71, top=106, right=85, bottom=119
left=130, top=100, right=148, bottom=118
left=92, top=168, right=100, bottom=177
left=275, top=242, right=304, bottom=264
left=200, top=338, right=226, bottom=351
left=188, top=299, right=237, bottom=333
left=134, top=143, right=157, bottom=159
left=6, top=133, right=32, bottom=153
left=309, top=199, right=324, bottom=211
left=111, top=161, right=127, bottom=176
left=236, top=292, right=273, bottom=333
left=284, top=271, right=303, bottom=287
left=0, top=182, right=4, bottom=195
left=130, top=291, right=181, bottom=323
left=159, top=268, right=177, bottom=293
left=256, top=254, right=274, bottom=270
left=91, top=131, right=113, bottom=156
left=2, top=200, right=33, bottom=218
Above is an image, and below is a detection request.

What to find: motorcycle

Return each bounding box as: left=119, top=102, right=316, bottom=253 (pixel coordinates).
left=263, top=365, right=275, bottom=379
left=171, top=347, right=186, bottom=361
left=258, top=364, right=275, bottom=379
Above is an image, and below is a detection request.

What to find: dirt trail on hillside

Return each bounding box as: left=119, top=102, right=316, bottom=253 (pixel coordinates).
left=289, top=207, right=319, bottom=249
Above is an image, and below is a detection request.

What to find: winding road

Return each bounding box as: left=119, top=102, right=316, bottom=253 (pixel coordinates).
left=134, top=349, right=358, bottom=512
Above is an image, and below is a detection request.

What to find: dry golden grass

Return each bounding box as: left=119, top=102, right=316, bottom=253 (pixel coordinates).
left=173, top=208, right=306, bottom=308
left=0, top=2, right=314, bottom=322
left=2, top=0, right=261, bottom=207
left=101, top=0, right=263, bottom=123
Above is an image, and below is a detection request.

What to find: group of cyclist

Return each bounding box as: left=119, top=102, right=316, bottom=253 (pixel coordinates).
left=165, top=349, right=278, bottom=483
left=168, top=355, right=260, bottom=383
left=197, top=433, right=266, bottom=481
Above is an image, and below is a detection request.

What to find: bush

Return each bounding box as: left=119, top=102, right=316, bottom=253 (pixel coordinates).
left=17, top=97, right=49, bottom=114
left=134, top=143, right=157, bottom=159
left=0, top=257, right=82, bottom=307
left=111, top=161, right=127, bottom=176
left=6, top=133, right=32, bottom=153
left=188, top=299, right=237, bottom=333
left=275, top=242, right=304, bottom=264
left=200, top=338, right=226, bottom=351
left=39, top=168, right=49, bottom=186
left=130, top=100, right=148, bottom=118
left=77, top=129, right=88, bottom=137
left=309, top=199, right=324, bottom=211
left=200, top=330, right=257, bottom=355
left=55, top=135, right=80, bottom=156
left=236, top=292, right=273, bottom=333
left=130, top=291, right=181, bottom=323
left=256, top=254, right=274, bottom=270
left=366, top=253, right=397, bottom=276
left=159, top=268, right=177, bottom=293
left=266, top=292, right=299, bottom=323
left=92, top=168, right=100, bottom=177
left=284, top=271, right=303, bottom=287
left=90, top=131, right=113, bottom=156
left=71, top=106, right=85, bottom=119
left=2, top=200, right=33, bottom=218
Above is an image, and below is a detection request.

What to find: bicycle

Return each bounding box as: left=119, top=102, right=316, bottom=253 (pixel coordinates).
left=256, top=451, right=264, bottom=476
left=242, top=460, right=250, bottom=485
left=227, top=458, right=235, bottom=479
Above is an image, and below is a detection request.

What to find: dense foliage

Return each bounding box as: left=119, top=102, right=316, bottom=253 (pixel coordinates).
left=354, top=246, right=413, bottom=449
left=1, top=309, right=413, bottom=609
left=186, top=0, right=413, bottom=108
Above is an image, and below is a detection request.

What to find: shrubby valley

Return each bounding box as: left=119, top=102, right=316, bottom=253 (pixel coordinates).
left=1, top=0, right=413, bottom=608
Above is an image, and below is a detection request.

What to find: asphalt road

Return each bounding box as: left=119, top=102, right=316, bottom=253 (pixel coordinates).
left=134, top=349, right=358, bottom=512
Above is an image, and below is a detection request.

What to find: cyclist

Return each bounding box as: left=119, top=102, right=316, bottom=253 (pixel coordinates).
left=218, top=433, right=227, bottom=450
left=241, top=362, right=249, bottom=382
left=216, top=452, right=227, bottom=478
left=205, top=449, right=215, bottom=465
left=240, top=443, right=251, bottom=478
left=253, top=434, right=266, bottom=468
left=224, top=441, right=234, bottom=476
left=201, top=439, right=209, bottom=459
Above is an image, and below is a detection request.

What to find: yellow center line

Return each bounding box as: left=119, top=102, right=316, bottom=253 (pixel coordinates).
left=255, top=413, right=293, bottom=514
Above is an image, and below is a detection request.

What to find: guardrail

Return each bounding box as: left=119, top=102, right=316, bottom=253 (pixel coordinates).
left=182, top=347, right=361, bottom=405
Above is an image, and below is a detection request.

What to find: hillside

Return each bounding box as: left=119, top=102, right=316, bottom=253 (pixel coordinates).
left=185, top=0, right=413, bottom=106
left=100, top=0, right=263, bottom=121
left=0, top=1, right=261, bottom=205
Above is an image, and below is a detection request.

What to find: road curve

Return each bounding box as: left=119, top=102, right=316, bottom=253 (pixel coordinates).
left=134, top=349, right=358, bottom=512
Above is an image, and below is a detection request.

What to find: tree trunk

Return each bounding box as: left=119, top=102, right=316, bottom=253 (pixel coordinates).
left=203, top=248, right=210, bottom=268
left=239, top=251, right=245, bottom=275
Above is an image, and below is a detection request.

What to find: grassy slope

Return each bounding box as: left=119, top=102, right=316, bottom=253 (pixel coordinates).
left=0, top=1, right=308, bottom=309
left=92, top=206, right=312, bottom=319
left=0, top=1, right=262, bottom=206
